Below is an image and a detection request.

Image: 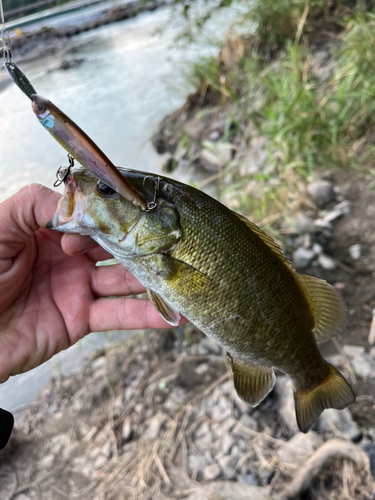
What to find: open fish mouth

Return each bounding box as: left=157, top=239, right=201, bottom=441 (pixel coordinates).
left=48, top=174, right=86, bottom=232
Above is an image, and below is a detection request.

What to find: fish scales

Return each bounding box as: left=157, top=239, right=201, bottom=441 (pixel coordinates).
left=49, top=167, right=355, bottom=432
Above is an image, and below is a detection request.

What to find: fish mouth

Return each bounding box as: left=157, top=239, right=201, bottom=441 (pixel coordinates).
left=49, top=175, right=86, bottom=232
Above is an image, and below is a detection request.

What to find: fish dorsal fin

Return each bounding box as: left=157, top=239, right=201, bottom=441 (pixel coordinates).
left=295, top=274, right=347, bottom=343
left=233, top=211, right=292, bottom=268
left=147, top=289, right=180, bottom=327
left=227, top=353, right=276, bottom=406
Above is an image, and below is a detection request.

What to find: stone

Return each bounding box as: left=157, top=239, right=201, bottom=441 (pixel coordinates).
left=292, top=247, right=315, bottom=270
left=293, top=213, right=317, bottom=233
left=339, top=345, right=375, bottom=379
left=312, top=243, right=323, bottom=255
left=277, top=431, right=323, bottom=469
left=184, top=482, right=269, bottom=500
left=199, top=336, right=222, bottom=355
left=122, top=418, right=132, bottom=441
left=318, top=408, right=362, bottom=441
left=144, top=411, right=168, bottom=440
left=188, top=454, right=209, bottom=475
left=217, top=454, right=236, bottom=479
left=307, top=180, right=335, bottom=207
left=238, top=413, right=258, bottom=431
left=221, top=433, right=236, bottom=455
left=362, top=441, right=375, bottom=479
left=274, top=377, right=299, bottom=436
left=349, top=244, right=362, bottom=260
left=194, top=363, right=210, bottom=376
left=202, top=463, right=221, bottom=480
left=318, top=253, right=336, bottom=270
left=200, top=141, right=233, bottom=172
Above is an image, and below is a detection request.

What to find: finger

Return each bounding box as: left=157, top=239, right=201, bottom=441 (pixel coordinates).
left=91, top=264, right=146, bottom=297
left=61, top=234, right=97, bottom=255
left=0, top=184, right=61, bottom=257
left=88, top=297, right=188, bottom=331
left=61, top=233, right=114, bottom=261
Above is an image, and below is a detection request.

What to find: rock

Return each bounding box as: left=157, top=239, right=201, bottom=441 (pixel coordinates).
left=332, top=345, right=375, bottom=380
left=349, top=243, right=362, bottom=260
left=307, top=180, right=335, bottom=207
left=318, top=253, right=336, bottom=270
left=238, top=413, right=258, bottom=431
left=312, top=243, right=323, bottom=255
left=198, top=336, right=222, bottom=355
left=222, top=433, right=236, bottom=454
left=217, top=454, right=236, bottom=479
left=293, top=214, right=317, bottom=233
left=188, top=454, right=209, bottom=475
left=362, top=441, right=375, bottom=479
left=122, top=418, right=132, bottom=441
left=144, top=411, right=168, bottom=440
left=194, top=363, right=210, bottom=376
left=292, top=247, right=315, bottom=270
left=238, top=136, right=269, bottom=176
left=318, top=408, right=362, bottom=441
left=202, top=462, right=221, bottom=480
left=184, top=481, right=270, bottom=500
left=199, top=141, right=234, bottom=172
left=277, top=431, right=323, bottom=469
left=274, top=377, right=299, bottom=436
left=59, top=57, right=85, bottom=70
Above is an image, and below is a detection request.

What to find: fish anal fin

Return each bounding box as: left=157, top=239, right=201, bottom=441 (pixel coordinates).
left=296, top=274, right=348, bottom=342
left=294, top=363, right=355, bottom=433
left=233, top=211, right=292, bottom=268
left=147, top=289, right=180, bottom=327
left=227, top=353, right=276, bottom=406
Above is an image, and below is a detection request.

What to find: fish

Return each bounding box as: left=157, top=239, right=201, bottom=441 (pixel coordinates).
left=48, top=166, right=355, bottom=433
left=30, top=94, right=147, bottom=211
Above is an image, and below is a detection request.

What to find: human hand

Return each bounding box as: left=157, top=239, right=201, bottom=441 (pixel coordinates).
left=0, top=184, right=185, bottom=383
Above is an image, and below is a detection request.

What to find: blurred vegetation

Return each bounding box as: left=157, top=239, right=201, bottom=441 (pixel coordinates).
left=172, top=0, right=375, bottom=234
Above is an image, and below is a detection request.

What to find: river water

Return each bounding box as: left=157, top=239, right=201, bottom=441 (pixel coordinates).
left=0, top=5, right=234, bottom=419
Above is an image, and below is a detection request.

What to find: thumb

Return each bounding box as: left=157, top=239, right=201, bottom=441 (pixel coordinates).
left=0, top=184, right=61, bottom=257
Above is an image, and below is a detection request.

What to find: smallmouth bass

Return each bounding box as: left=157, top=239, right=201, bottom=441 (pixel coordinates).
left=49, top=166, right=355, bottom=432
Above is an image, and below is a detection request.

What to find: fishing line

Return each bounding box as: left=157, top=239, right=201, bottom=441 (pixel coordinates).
left=0, top=0, right=11, bottom=61
left=0, top=0, right=15, bottom=451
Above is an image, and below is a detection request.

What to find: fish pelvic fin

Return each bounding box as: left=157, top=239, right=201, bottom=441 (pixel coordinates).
left=295, top=274, right=347, bottom=343
left=294, top=363, right=356, bottom=433
left=147, top=289, right=180, bottom=326
left=227, top=354, right=276, bottom=406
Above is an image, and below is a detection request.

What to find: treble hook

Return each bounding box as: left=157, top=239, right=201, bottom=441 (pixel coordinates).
left=143, top=175, right=161, bottom=211
left=54, top=154, right=75, bottom=187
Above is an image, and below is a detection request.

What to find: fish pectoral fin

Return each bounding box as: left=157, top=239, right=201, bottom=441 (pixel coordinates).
left=147, top=289, right=180, bottom=327
left=227, top=353, right=276, bottom=406
left=294, top=363, right=355, bottom=433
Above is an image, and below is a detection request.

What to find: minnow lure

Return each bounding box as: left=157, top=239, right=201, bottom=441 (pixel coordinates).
left=31, top=94, right=148, bottom=210
left=2, top=47, right=148, bottom=210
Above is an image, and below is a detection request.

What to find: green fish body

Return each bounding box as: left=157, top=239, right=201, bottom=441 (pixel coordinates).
left=49, top=167, right=355, bottom=432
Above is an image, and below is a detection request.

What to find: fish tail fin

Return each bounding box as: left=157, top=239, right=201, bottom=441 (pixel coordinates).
left=294, top=363, right=355, bottom=433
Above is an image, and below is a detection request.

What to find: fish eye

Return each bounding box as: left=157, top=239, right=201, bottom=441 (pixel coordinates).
left=37, top=102, right=46, bottom=114
left=96, top=181, right=116, bottom=197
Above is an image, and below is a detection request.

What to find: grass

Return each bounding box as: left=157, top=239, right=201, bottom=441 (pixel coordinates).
left=175, top=1, right=375, bottom=240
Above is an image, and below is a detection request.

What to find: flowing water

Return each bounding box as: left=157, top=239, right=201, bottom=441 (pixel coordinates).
left=0, top=5, right=234, bottom=418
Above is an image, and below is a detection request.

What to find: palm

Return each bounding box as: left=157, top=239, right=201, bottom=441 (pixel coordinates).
left=0, top=185, right=176, bottom=383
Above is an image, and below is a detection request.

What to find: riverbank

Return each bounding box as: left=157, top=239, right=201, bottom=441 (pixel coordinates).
left=2, top=0, right=165, bottom=63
